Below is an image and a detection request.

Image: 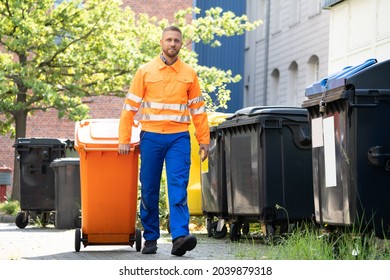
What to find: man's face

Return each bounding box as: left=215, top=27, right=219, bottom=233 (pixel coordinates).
left=160, top=30, right=183, bottom=58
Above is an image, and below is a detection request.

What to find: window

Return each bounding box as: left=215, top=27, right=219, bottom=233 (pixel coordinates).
left=288, top=62, right=298, bottom=105
left=290, top=0, right=300, bottom=25
left=271, top=0, right=281, bottom=33
left=307, top=55, right=319, bottom=85
left=246, top=0, right=266, bottom=46
left=270, top=69, right=280, bottom=105
left=257, top=0, right=267, bottom=41
left=308, top=0, right=321, bottom=16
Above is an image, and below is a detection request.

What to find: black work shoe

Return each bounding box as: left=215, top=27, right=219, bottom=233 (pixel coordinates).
left=171, top=235, right=197, bottom=256
left=142, top=240, right=157, bottom=254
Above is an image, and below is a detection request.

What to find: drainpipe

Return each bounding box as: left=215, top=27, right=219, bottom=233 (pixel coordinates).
left=263, top=0, right=271, bottom=105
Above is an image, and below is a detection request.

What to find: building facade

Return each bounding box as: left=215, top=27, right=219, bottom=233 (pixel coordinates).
left=325, top=0, right=390, bottom=72
left=194, top=0, right=246, bottom=113
left=4, top=0, right=386, bottom=197
left=244, top=0, right=330, bottom=107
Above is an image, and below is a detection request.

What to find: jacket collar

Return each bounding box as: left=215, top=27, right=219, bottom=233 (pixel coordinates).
left=156, top=54, right=180, bottom=72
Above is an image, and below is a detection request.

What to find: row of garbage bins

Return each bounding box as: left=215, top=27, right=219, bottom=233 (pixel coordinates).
left=12, top=58, right=390, bottom=242
left=12, top=138, right=81, bottom=229
left=202, top=106, right=313, bottom=241
left=203, top=58, right=390, bottom=240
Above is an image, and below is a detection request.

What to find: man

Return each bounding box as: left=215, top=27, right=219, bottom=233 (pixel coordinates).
left=118, top=26, right=210, bottom=256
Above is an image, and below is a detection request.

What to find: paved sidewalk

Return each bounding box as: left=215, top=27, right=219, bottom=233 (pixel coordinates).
left=0, top=214, right=15, bottom=223
left=0, top=222, right=269, bottom=260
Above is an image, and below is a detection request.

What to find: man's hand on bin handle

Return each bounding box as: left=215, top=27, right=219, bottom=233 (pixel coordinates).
left=118, top=143, right=131, bottom=155
left=199, top=144, right=209, bottom=162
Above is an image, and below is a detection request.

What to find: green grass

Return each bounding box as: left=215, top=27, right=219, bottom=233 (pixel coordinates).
left=263, top=223, right=389, bottom=260
left=0, top=200, right=20, bottom=216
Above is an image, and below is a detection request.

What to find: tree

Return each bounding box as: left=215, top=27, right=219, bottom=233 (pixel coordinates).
left=0, top=0, right=262, bottom=200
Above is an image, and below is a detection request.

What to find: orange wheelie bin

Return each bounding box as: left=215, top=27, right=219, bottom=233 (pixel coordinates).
left=74, top=119, right=142, bottom=252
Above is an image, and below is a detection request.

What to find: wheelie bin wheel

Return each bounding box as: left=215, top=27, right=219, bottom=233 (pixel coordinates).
left=74, top=216, right=81, bottom=228
left=15, top=212, right=29, bottom=229
left=135, top=228, right=142, bottom=252
left=209, top=221, right=227, bottom=239
left=229, top=222, right=242, bottom=242
left=242, top=222, right=250, bottom=236
left=41, top=212, right=51, bottom=227
left=267, top=224, right=275, bottom=236
left=206, top=217, right=213, bottom=237
left=75, top=228, right=81, bottom=252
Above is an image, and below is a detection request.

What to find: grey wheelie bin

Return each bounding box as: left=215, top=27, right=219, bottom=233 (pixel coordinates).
left=13, top=138, right=68, bottom=228
left=302, top=58, right=390, bottom=239
left=50, top=158, right=81, bottom=229
left=218, top=106, right=314, bottom=241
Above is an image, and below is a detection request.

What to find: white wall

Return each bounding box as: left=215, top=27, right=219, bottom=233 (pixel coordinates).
left=245, top=0, right=330, bottom=107
left=328, top=0, right=390, bottom=73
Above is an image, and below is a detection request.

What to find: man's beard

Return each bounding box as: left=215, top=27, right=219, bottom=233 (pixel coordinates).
left=164, top=48, right=180, bottom=58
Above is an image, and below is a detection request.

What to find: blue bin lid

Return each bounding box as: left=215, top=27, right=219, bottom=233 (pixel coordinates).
left=305, top=58, right=377, bottom=97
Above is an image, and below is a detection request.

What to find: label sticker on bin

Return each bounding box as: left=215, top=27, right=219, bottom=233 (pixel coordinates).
left=311, top=117, right=337, bottom=187
left=311, top=118, right=323, bottom=148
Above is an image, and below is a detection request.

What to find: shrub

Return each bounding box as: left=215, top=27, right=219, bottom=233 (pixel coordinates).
left=0, top=200, right=20, bottom=216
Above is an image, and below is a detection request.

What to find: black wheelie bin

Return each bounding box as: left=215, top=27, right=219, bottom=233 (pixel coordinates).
left=218, top=106, right=314, bottom=241
left=302, top=58, right=390, bottom=239
left=201, top=112, right=232, bottom=239
left=13, top=138, right=67, bottom=228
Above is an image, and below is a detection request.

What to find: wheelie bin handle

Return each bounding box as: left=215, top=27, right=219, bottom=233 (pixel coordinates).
left=82, top=145, right=139, bottom=152
left=367, top=146, right=390, bottom=171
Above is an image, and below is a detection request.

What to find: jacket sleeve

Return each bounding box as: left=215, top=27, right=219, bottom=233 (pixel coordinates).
left=188, top=72, right=210, bottom=145
left=118, top=69, right=144, bottom=144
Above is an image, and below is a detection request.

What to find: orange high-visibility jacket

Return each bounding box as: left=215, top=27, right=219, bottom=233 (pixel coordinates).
left=119, top=55, right=210, bottom=145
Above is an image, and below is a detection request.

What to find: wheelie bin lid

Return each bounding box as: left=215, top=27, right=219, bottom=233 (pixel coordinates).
left=304, top=58, right=377, bottom=97
left=74, top=119, right=141, bottom=151
left=302, top=58, right=390, bottom=108
left=13, top=138, right=69, bottom=155
left=13, top=137, right=68, bottom=147
left=219, top=106, right=308, bottom=128
left=227, top=106, right=308, bottom=119
left=50, top=158, right=80, bottom=168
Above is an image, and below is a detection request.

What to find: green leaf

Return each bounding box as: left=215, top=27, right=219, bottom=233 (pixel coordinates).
left=0, top=0, right=262, bottom=136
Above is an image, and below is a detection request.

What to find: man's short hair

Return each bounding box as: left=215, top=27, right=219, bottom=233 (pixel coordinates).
left=162, top=26, right=182, bottom=36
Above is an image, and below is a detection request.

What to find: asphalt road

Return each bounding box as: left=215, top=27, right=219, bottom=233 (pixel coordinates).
left=0, top=221, right=269, bottom=260
left=0, top=220, right=386, bottom=280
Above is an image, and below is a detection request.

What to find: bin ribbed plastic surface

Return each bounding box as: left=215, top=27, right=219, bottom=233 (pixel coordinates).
left=13, top=138, right=67, bottom=211
left=302, top=59, right=390, bottom=238
left=74, top=119, right=141, bottom=247
left=218, top=106, right=313, bottom=237
left=201, top=113, right=232, bottom=219
left=50, top=158, right=81, bottom=229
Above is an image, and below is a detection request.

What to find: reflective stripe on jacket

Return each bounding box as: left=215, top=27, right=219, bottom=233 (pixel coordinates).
left=119, top=55, right=210, bottom=145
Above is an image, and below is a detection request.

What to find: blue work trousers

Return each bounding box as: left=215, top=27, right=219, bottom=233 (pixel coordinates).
left=139, top=131, right=191, bottom=241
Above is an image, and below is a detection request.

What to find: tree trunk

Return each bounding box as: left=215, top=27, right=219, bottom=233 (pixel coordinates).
left=11, top=109, right=28, bottom=201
